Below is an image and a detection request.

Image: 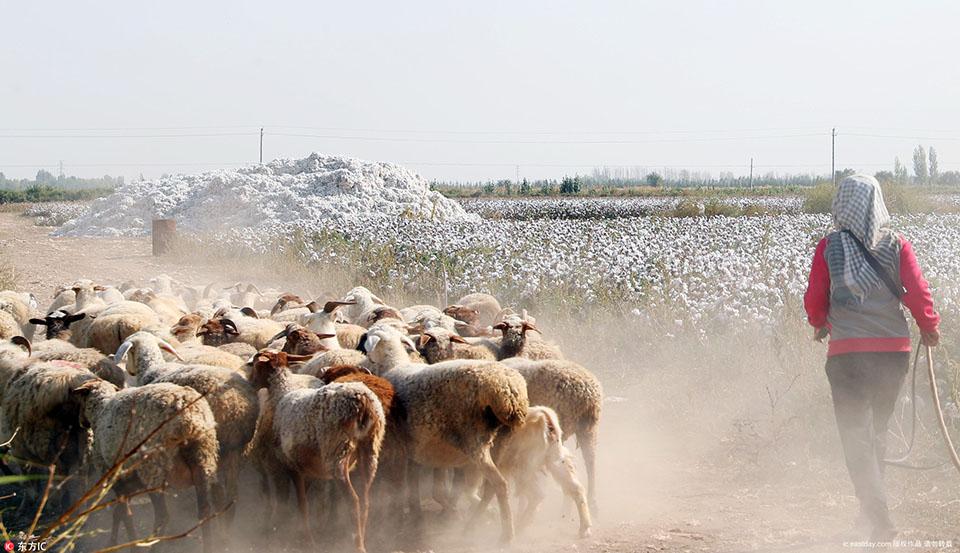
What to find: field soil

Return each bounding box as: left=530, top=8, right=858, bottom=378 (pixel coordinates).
left=0, top=209, right=957, bottom=553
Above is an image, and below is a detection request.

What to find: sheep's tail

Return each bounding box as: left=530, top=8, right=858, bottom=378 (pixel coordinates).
left=181, top=422, right=220, bottom=483
left=341, top=389, right=386, bottom=479
left=482, top=371, right=529, bottom=430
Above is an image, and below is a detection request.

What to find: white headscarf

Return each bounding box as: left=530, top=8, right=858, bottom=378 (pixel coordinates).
left=827, top=175, right=900, bottom=301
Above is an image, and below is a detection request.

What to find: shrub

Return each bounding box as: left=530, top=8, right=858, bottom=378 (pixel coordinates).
left=801, top=182, right=835, bottom=214
left=703, top=199, right=739, bottom=217
left=803, top=180, right=934, bottom=215
left=670, top=200, right=702, bottom=217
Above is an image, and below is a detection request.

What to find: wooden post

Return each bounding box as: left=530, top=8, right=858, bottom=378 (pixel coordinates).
left=152, top=219, right=177, bottom=256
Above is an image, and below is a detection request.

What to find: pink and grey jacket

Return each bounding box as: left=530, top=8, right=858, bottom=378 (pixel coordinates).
left=804, top=233, right=939, bottom=357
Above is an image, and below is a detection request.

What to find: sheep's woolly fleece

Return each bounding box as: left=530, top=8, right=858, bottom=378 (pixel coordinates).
left=55, top=154, right=475, bottom=237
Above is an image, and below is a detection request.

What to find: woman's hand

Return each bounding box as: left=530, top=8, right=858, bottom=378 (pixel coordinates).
left=921, top=328, right=940, bottom=347
left=814, top=327, right=829, bottom=343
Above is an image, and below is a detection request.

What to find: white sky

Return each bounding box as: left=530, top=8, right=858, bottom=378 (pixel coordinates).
left=2, top=0, right=958, bottom=182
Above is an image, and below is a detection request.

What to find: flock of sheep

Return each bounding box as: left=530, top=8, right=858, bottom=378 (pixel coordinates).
left=0, top=277, right=603, bottom=552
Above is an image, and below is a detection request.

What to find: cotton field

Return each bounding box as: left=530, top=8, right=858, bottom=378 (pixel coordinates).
left=207, top=210, right=960, bottom=335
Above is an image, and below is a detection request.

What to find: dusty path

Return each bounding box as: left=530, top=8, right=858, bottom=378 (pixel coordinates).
left=0, top=208, right=957, bottom=553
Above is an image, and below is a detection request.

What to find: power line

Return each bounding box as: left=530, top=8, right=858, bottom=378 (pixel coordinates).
left=270, top=131, right=826, bottom=145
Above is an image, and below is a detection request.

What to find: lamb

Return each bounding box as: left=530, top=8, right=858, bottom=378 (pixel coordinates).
left=247, top=350, right=385, bottom=552
left=197, top=317, right=285, bottom=350
left=489, top=315, right=564, bottom=361
left=484, top=406, right=591, bottom=537
left=116, top=331, right=259, bottom=522
left=71, top=379, right=219, bottom=553
left=269, top=293, right=316, bottom=323
left=417, top=327, right=496, bottom=364
left=84, top=303, right=163, bottom=354
left=337, top=286, right=387, bottom=325
left=500, top=357, right=602, bottom=513
left=358, top=306, right=404, bottom=329
left=362, top=325, right=529, bottom=542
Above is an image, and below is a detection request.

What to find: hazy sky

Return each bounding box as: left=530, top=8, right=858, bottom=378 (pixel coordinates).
left=2, top=1, right=958, bottom=181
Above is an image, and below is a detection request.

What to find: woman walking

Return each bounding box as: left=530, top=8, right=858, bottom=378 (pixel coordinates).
left=804, top=174, right=940, bottom=541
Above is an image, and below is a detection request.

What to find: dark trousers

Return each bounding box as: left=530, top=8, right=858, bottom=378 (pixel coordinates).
left=825, top=351, right=909, bottom=530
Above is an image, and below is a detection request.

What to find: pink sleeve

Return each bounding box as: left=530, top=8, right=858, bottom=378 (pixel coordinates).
left=899, top=238, right=940, bottom=332
left=804, top=237, right=830, bottom=328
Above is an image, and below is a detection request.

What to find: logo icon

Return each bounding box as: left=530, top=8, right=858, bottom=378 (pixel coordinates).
left=3, top=541, right=14, bottom=552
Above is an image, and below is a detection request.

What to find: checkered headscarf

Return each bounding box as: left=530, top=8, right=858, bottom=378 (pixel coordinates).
left=827, top=174, right=900, bottom=301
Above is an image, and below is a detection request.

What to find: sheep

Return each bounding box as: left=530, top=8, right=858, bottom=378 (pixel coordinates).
left=224, top=282, right=265, bottom=309
left=445, top=292, right=503, bottom=328
left=197, top=316, right=285, bottom=350
left=175, top=342, right=246, bottom=371
left=15, top=331, right=126, bottom=389
left=0, top=290, right=39, bottom=339
left=358, top=306, right=404, bottom=329
left=500, top=357, right=602, bottom=513
left=0, top=337, right=32, bottom=393
left=362, top=325, right=529, bottom=543
left=485, top=406, right=591, bottom=537
left=489, top=315, right=564, bottom=361
left=137, top=290, right=187, bottom=326
left=0, top=360, right=99, bottom=510
left=116, top=331, right=259, bottom=522
left=269, top=293, right=316, bottom=322
left=218, top=341, right=258, bottom=359
left=337, top=286, right=386, bottom=325
left=83, top=303, right=163, bottom=355
left=46, top=286, right=76, bottom=314
left=170, top=311, right=206, bottom=343
left=417, top=327, right=496, bottom=364
left=71, top=379, right=219, bottom=553
left=268, top=323, right=336, bottom=356
left=247, top=350, right=385, bottom=552
left=303, top=299, right=365, bottom=349
left=0, top=309, right=21, bottom=340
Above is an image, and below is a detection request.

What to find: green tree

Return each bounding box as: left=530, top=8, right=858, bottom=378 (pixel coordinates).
left=894, top=157, right=909, bottom=184
left=929, top=147, right=939, bottom=183
left=559, top=176, right=582, bottom=195
left=913, top=145, right=928, bottom=185
left=874, top=170, right=894, bottom=183
left=519, top=178, right=531, bottom=195
left=645, top=172, right=663, bottom=187
left=835, top=168, right=856, bottom=182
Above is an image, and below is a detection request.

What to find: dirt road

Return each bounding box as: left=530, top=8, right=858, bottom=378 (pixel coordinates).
left=0, top=209, right=957, bottom=553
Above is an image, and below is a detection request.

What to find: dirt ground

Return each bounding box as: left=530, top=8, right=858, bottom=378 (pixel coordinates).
left=0, top=209, right=957, bottom=553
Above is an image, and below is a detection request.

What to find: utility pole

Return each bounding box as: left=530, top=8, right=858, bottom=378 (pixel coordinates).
left=259, top=127, right=264, bottom=164
left=58, top=160, right=64, bottom=181
left=515, top=165, right=520, bottom=184
left=749, top=157, right=753, bottom=188
left=831, top=127, right=837, bottom=185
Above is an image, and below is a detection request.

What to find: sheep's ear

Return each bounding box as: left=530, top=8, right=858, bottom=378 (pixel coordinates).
left=158, top=339, right=185, bottom=362
left=29, top=318, right=48, bottom=326
left=71, top=380, right=99, bottom=396
left=269, top=327, right=291, bottom=343
left=313, top=333, right=336, bottom=340
left=323, top=300, right=355, bottom=313
left=449, top=334, right=468, bottom=344
left=66, top=313, right=87, bottom=324
left=356, top=333, right=369, bottom=353
left=285, top=354, right=314, bottom=363
left=269, top=300, right=284, bottom=316
left=492, top=322, right=508, bottom=332
left=93, top=285, right=106, bottom=292
left=417, top=334, right=432, bottom=349
left=371, top=294, right=385, bottom=306
left=522, top=322, right=541, bottom=334
left=196, top=328, right=209, bottom=336
left=305, top=301, right=320, bottom=313
left=240, top=307, right=259, bottom=319
left=11, top=336, right=31, bottom=356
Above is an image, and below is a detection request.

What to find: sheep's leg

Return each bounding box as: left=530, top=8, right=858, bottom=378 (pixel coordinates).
left=110, top=500, right=135, bottom=546
left=148, top=492, right=170, bottom=536
left=221, top=449, right=241, bottom=526
left=355, top=446, right=377, bottom=539
left=515, top=477, right=545, bottom=533
left=293, top=472, right=315, bottom=545
left=432, top=468, right=458, bottom=516
left=405, top=461, right=423, bottom=523
left=547, top=458, right=592, bottom=538
left=578, top=426, right=599, bottom=516
left=190, top=463, right=214, bottom=553
left=473, top=449, right=514, bottom=543
left=341, top=462, right=366, bottom=553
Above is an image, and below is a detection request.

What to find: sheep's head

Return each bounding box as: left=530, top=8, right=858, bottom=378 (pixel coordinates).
left=71, top=379, right=119, bottom=429
left=359, top=326, right=416, bottom=368
left=417, top=328, right=469, bottom=364
left=362, top=306, right=403, bottom=328
left=248, top=349, right=289, bottom=389
left=443, top=304, right=481, bottom=325
left=493, top=316, right=540, bottom=356
left=270, top=293, right=304, bottom=316
left=170, top=312, right=205, bottom=342
left=30, top=311, right=86, bottom=341
left=196, top=318, right=240, bottom=346
left=318, top=364, right=372, bottom=384
left=115, top=331, right=183, bottom=376
left=269, top=323, right=334, bottom=356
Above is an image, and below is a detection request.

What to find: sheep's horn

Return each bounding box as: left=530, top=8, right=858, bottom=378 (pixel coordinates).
left=285, top=354, right=315, bottom=363
left=323, top=300, right=356, bottom=313
left=240, top=307, right=260, bottom=319
left=247, top=283, right=263, bottom=295
left=305, top=301, right=320, bottom=313
left=401, top=335, right=417, bottom=353
left=29, top=318, right=48, bottom=326
left=269, top=300, right=284, bottom=316
left=114, top=339, right=134, bottom=364
left=223, top=283, right=241, bottom=291
left=269, top=327, right=291, bottom=343
left=417, top=334, right=432, bottom=349
left=11, top=336, right=31, bottom=357
left=522, top=321, right=541, bottom=334
left=221, top=319, right=240, bottom=333
left=158, top=339, right=185, bottom=362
